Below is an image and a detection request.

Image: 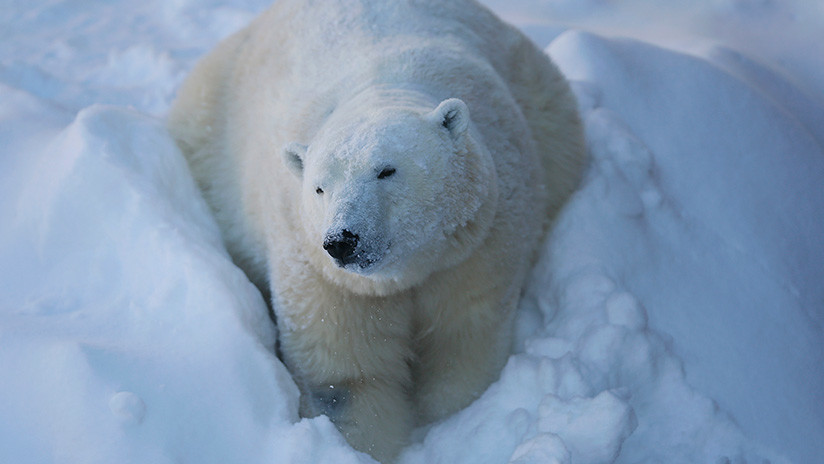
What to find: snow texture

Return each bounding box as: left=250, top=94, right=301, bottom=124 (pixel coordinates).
left=1, top=1, right=822, bottom=463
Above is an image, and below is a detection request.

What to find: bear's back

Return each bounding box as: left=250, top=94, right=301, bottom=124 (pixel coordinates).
left=243, top=0, right=520, bottom=103
left=246, top=0, right=585, bottom=223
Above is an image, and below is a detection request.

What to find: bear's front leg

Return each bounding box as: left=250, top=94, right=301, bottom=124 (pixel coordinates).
left=276, top=281, right=415, bottom=463
left=304, top=375, right=412, bottom=462
left=411, top=254, right=521, bottom=425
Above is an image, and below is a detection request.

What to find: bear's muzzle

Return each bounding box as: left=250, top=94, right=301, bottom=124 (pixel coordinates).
left=323, top=229, right=360, bottom=265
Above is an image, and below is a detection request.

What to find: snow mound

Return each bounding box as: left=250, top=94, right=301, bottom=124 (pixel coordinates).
left=0, top=104, right=367, bottom=464
left=548, top=31, right=824, bottom=463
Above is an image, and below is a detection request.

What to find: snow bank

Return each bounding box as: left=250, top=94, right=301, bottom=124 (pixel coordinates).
left=1, top=1, right=823, bottom=463
left=0, top=104, right=366, bottom=463
left=548, top=31, right=824, bottom=463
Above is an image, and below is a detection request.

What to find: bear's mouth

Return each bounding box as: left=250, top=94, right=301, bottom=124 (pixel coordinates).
left=337, top=254, right=376, bottom=271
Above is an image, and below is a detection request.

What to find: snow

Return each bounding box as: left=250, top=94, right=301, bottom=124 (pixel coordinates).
left=1, top=1, right=822, bottom=463
left=545, top=31, right=824, bottom=463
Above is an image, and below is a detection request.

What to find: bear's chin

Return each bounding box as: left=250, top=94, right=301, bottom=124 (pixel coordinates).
left=335, top=257, right=378, bottom=274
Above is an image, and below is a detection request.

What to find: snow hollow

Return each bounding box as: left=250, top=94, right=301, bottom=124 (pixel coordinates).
left=1, top=1, right=822, bottom=463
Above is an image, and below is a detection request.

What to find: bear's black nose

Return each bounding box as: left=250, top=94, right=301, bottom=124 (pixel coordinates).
left=323, top=229, right=359, bottom=263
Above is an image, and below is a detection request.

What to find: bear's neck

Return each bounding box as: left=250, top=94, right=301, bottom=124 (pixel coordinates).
left=340, top=83, right=440, bottom=114
left=439, top=134, right=499, bottom=269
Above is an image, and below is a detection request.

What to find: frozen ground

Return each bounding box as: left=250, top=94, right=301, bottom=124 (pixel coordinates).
left=1, top=1, right=822, bottom=463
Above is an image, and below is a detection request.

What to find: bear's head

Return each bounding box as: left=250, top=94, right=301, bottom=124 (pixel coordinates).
left=282, top=97, right=499, bottom=294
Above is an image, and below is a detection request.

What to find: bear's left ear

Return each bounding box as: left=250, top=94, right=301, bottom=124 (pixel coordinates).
left=429, top=98, right=469, bottom=142
left=282, top=142, right=307, bottom=178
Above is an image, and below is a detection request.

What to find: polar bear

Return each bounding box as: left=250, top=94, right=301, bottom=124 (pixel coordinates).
left=167, top=0, right=586, bottom=461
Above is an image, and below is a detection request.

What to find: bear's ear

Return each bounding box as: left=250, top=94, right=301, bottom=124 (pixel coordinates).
left=282, top=142, right=307, bottom=178
left=429, top=98, right=469, bottom=141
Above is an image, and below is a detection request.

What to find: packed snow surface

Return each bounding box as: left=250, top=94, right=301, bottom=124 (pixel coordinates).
left=1, top=1, right=822, bottom=463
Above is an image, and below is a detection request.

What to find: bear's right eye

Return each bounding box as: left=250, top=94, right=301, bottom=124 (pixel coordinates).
left=377, top=167, right=396, bottom=179
left=315, top=187, right=324, bottom=195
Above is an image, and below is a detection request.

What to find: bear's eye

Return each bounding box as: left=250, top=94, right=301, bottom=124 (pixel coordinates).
left=315, top=187, right=324, bottom=195
left=377, top=167, right=396, bottom=179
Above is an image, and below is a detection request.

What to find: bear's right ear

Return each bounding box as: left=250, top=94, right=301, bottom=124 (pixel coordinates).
left=429, top=98, right=469, bottom=142
left=282, top=142, right=307, bottom=178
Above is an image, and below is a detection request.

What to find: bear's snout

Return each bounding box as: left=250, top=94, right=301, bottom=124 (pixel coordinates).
left=323, top=229, right=360, bottom=265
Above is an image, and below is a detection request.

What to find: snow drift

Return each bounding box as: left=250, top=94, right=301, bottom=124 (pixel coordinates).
left=1, top=1, right=822, bottom=463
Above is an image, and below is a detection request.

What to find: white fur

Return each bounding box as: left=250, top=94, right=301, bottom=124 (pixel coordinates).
left=168, top=0, right=586, bottom=461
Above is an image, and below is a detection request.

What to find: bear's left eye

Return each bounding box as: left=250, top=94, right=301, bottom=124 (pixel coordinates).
left=315, top=187, right=324, bottom=195
left=377, top=167, right=396, bottom=179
